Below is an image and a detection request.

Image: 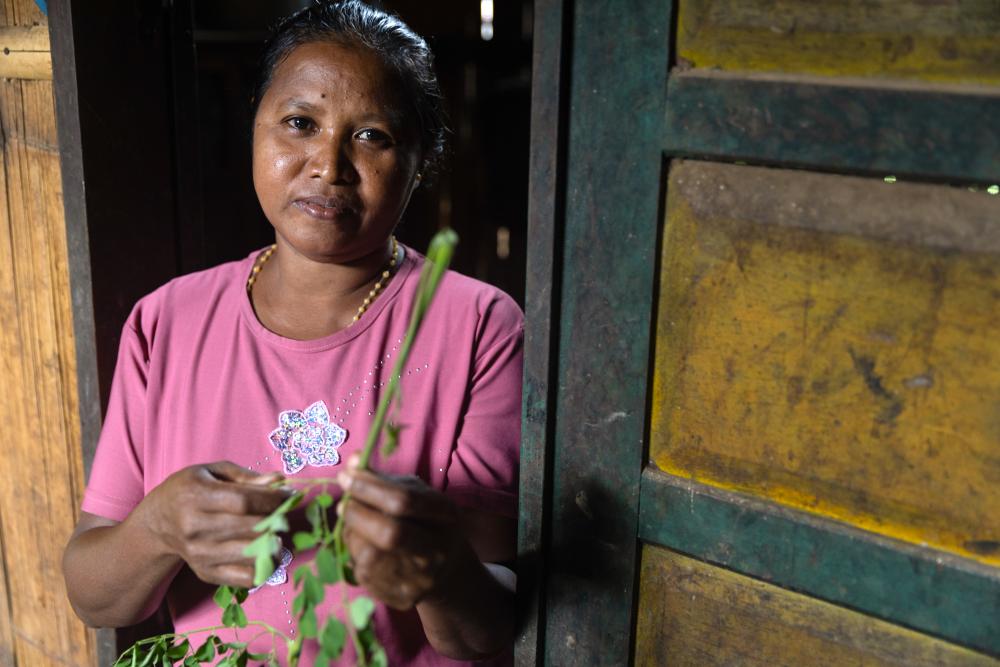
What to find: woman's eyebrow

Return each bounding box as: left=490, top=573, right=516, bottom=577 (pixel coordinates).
left=278, top=98, right=321, bottom=112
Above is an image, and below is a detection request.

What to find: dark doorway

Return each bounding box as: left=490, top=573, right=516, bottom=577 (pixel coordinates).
left=180, top=0, right=531, bottom=306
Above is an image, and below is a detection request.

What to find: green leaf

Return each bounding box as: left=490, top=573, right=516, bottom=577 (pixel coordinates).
left=165, top=638, right=191, bottom=660
left=243, top=533, right=279, bottom=587
left=349, top=596, right=376, bottom=630
left=190, top=638, right=217, bottom=662
left=300, top=607, right=318, bottom=638
left=253, top=512, right=290, bottom=534
left=305, top=501, right=322, bottom=533
left=213, top=585, right=233, bottom=610
left=293, top=564, right=311, bottom=585
left=233, top=587, right=249, bottom=604
left=113, top=645, right=137, bottom=667
left=221, top=601, right=248, bottom=628
left=292, top=530, right=318, bottom=550
left=315, top=492, right=334, bottom=508
left=319, top=617, right=347, bottom=658
left=246, top=651, right=273, bottom=660
left=381, top=421, right=401, bottom=458
left=313, top=652, right=331, bottom=667
left=292, top=590, right=307, bottom=616
left=315, top=547, right=339, bottom=584
left=369, top=644, right=389, bottom=667
left=300, top=568, right=324, bottom=605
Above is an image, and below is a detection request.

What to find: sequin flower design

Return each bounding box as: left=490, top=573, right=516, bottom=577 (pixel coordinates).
left=268, top=401, right=347, bottom=475
left=249, top=547, right=293, bottom=594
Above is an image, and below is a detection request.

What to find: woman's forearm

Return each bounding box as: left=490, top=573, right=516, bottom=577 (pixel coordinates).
left=416, top=559, right=516, bottom=660
left=62, top=510, right=182, bottom=628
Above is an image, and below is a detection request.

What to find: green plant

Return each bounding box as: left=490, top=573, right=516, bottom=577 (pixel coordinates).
left=115, top=230, right=458, bottom=667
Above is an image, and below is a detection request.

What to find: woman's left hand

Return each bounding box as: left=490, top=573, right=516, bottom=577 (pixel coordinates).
left=337, top=460, right=476, bottom=610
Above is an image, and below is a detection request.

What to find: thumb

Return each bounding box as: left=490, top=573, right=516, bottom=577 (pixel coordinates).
left=205, top=461, right=284, bottom=486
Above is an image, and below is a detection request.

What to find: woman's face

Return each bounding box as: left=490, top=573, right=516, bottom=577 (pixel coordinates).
left=252, top=41, right=421, bottom=263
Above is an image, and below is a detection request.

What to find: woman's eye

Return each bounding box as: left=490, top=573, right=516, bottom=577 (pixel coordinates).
left=356, top=128, right=392, bottom=144
left=285, top=117, right=315, bottom=132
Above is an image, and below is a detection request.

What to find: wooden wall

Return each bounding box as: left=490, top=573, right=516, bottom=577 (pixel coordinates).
left=0, top=0, right=96, bottom=664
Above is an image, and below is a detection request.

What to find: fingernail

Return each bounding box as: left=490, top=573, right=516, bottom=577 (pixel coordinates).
left=336, top=500, right=346, bottom=516
left=337, top=472, right=351, bottom=490
left=347, top=454, right=361, bottom=470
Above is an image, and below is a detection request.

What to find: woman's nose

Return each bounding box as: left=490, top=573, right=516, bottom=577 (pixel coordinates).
left=311, top=134, right=358, bottom=184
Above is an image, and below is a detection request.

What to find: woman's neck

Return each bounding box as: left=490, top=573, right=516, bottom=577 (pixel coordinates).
left=249, top=238, right=397, bottom=340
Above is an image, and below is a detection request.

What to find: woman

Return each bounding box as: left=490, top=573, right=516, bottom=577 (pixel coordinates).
left=61, top=2, right=521, bottom=665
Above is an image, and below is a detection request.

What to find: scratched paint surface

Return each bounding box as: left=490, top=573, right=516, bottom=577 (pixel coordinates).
left=634, top=546, right=998, bottom=666
left=677, top=0, right=1000, bottom=84
left=650, top=161, right=1000, bottom=566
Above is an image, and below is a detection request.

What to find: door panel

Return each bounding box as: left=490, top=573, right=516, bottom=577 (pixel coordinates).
left=651, top=160, right=1000, bottom=566
left=635, top=547, right=995, bottom=667
left=677, top=0, right=1000, bottom=84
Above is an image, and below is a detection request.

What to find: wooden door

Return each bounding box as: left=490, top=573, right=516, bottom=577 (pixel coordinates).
left=518, top=1, right=1000, bottom=664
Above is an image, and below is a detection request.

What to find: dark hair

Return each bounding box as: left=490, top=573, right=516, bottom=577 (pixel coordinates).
left=252, top=0, right=448, bottom=177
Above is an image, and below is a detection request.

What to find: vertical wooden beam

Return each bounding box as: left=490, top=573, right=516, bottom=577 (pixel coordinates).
left=542, top=0, right=671, bottom=664
left=517, top=0, right=570, bottom=664
left=0, top=1, right=97, bottom=663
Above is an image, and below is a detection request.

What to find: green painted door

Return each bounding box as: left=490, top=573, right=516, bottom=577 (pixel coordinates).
left=518, top=1, right=1000, bottom=664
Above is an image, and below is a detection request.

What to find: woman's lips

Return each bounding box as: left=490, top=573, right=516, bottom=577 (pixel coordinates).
left=293, top=195, right=359, bottom=221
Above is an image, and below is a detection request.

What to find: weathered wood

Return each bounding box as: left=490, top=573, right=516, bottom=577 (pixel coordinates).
left=543, top=0, right=671, bottom=663
left=638, top=469, right=1000, bottom=656
left=516, top=0, right=568, bottom=663
left=677, top=0, right=1000, bottom=85
left=651, top=160, right=1000, bottom=567
left=0, top=25, right=51, bottom=79
left=635, top=545, right=998, bottom=666
left=663, top=70, right=1000, bottom=183
left=0, top=75, right=94, bottom=666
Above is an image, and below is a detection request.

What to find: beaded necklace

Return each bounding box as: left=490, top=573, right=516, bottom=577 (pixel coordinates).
left=246, top=236, right=400, bottom=325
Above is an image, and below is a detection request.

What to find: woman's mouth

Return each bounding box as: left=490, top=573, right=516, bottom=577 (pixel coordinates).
left=293, top=195, right=359, bottom=221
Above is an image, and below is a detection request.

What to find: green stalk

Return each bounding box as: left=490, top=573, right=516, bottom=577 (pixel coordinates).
left=333, top=228, right=458, bottom=665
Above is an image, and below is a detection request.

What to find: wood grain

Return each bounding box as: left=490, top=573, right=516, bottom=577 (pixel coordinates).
left=650, top=160, right=1000, bottom=566
left=635, top=545, right=997, bottom=666
left=0, top=1, right=96, bottom=664
left=0, top=25, right=51, bottom=79
left=677, top=0, right=1000, bottom=84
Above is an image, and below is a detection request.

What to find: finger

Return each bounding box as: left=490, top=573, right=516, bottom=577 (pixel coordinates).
left=338, top=470, right=456, bottom=523
left=197, top=475, right=293, bottom=516
left=209, top=563, right=257, bottom=589
left=204, top=461, right=279, bottom=485
left=341, top=498, right=438, bottom=554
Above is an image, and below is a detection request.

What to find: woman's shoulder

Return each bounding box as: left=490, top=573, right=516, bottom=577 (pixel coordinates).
left=403, top=247, right=523, bottom=340
left=126, top=255, right=251, bottom=335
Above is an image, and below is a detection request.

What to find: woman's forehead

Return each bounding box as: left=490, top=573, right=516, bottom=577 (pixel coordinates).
left=267, top=41, right=397, bottom=102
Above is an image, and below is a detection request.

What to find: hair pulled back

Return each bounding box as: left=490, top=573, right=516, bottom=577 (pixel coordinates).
left=252, top=0, right=448, bottom=177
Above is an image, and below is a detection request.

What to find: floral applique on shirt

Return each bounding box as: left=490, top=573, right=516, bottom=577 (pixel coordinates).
left=268, top=401, right=346, bottom=475
left=249, top=547, right=293, bottom=594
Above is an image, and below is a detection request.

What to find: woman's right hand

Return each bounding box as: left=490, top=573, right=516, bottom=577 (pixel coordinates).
left=137, top=461, right=291, bottom=589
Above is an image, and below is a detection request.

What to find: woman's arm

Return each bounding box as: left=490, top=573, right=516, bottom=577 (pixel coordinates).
left=339, top=465, right=515, bottom=660
left=63, top=462, right=289, bottom=628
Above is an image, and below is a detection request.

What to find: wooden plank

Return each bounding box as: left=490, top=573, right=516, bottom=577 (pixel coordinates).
left=677, top=0, right=1000, bottom=85
left=638, top=470, right=1000, bottom=656
left=635, top=544, right=998, bottom=666
left=0, top=25, right=51, bottom=80
left=516, top=0, right=568, bottom=663
left=0, top=77, right=94, bottom=667
left=542, top=0, right=671, bottom=663
left=663, top=70, right=1000, bottom=183
left=650, top=160, right=1000, bottom=567
left=0, top=0, right=45, bottom=28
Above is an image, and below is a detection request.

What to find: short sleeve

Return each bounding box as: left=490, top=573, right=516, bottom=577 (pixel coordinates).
left=443, top=297, right=524, bottom=518
left=80, top=316, right=149, bottom=522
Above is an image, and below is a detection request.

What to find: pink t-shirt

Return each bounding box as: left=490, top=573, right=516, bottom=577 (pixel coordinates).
left=82, top=245, right=523, bottom=665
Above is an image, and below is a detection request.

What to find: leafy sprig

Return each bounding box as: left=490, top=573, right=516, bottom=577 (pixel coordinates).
left=117, top=230, right=458, bottom=667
